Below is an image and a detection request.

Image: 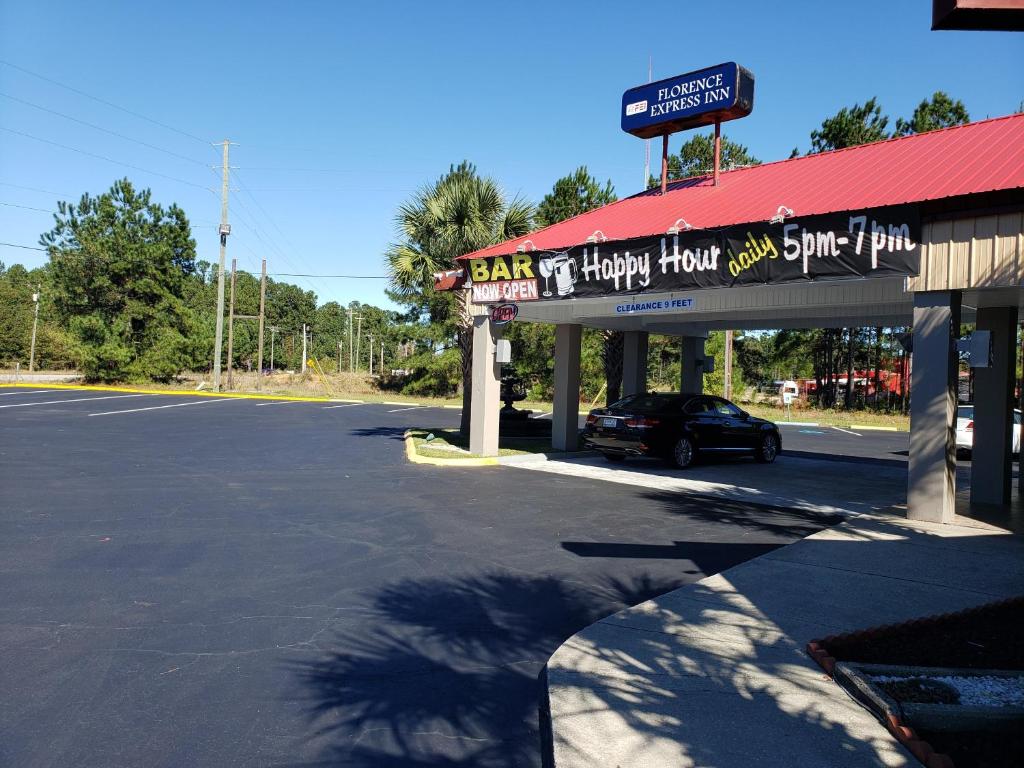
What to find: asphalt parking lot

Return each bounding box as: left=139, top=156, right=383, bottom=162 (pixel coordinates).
left=2, top=387, right=878, bottom=767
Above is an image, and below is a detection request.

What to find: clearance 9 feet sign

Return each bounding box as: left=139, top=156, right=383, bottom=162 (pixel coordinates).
left=466, top=205, right=919, bottom=303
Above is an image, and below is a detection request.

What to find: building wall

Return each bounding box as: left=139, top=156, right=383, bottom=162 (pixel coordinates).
left=909, top=212, right=1024, bottom=292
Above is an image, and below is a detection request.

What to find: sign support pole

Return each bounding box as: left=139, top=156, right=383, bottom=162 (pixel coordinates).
left=660, top=133, right=669, bottom=195
left=714, top=119, right=721, bottom=186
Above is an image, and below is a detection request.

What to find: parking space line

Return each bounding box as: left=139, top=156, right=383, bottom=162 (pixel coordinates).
left=832, top=426, right=862, bottom=437
left=0, top=389, right=58, bottom=396
left=323, top=403, right=364, bottom=409
left=89, top=399, right=236, bottom=416
left=531, top=411, right=552, bottom=419
left=254, top=400, right=308, bottom=407
left=0, top=394, right=149, bottom=409
left=387, top=406, right=424, bottom=413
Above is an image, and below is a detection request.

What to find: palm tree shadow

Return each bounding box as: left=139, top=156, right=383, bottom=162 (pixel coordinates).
left=287, top=571, right=683, bottom=767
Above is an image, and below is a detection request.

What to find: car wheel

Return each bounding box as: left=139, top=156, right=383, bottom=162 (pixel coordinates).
left=603, top=453, right=626, bottom=463
left=671, top=436, right=696, bottom=469
left=756, top=432, right=780, bottom=463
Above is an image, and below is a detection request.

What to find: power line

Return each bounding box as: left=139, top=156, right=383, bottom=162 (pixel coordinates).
left=0, top=91, right=211, bottom=167
left=0, top=181, right=75, bottom=198
left=0, top=241, right=46, bottom=251
left=269, top=272, right=388, bottom=279
left=0, top=59, right=211, bottom=146
left=0, top=201, right=54, bottom=213
left=0, top=126, right=216, bottom=193
left=229, top=168, right=326, bottom=297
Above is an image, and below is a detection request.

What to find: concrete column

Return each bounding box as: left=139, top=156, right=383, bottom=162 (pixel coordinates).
left=907, top=291, right=961, bottom=523
left=469, top=315, right=501, bottom=457
left=680, top=336, right=705, bottom=394
left=621, top=331, right=649, bottom=397
left=972, top=306, right=1017, bottom=506
left=552, top=324, right=582, bottom=452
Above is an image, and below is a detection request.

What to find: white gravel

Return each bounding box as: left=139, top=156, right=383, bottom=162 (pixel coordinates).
left=874, top=674, right=1024, bottom=708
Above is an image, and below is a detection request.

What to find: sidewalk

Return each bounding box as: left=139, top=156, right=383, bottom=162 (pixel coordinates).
left=544, top=512, right=1024, bottom=767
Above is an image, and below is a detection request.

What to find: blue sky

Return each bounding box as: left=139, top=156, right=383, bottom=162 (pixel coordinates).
left=1, top=1, right=1021, bottom=311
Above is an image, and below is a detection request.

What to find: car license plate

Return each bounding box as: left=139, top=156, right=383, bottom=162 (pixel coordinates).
left=601, top=417, right=618, bottom=428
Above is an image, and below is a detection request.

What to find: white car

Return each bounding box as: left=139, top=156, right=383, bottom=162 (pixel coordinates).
left=955, top=405, right=1021, bottom=456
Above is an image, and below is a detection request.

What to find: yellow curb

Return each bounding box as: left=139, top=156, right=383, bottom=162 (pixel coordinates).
left=403, top=430, right=498, bottom=467
left=849, top=424, right=900, bottom=432
left=441, top=405, right=462, bottom=409
left=0, top=382, right=338, bottom=403
left=382, top=400, right=421, bottom=407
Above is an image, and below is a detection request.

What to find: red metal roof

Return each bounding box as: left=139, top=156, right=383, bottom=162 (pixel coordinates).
left=460, top=113, right=1024, bottom=261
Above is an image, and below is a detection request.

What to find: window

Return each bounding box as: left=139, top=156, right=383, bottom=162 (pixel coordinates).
left=683, top=397, right=713, bottom=415
left=711, top=398, right=742, bottom=417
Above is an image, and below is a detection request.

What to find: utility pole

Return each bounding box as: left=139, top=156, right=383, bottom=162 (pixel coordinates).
left=355, top=314, right=363, bottom=372
left=301, top=324, right=307, bottom=374
left=28, top=285, right=40, bottom=372
left=380, top=343, right=384, bottom=376
left=346, top=307, right=355, bottom=372
left=213, top=139, right=230, bottom=391
left=226, top=258, right=237, bottom=389
left=368, top=335, right=374, bottom=376
left=269, top=326, right=278, bottom=372
left=256, top=259, right=266, bottom=390
left=723, top=330, right=734, bottom=400
left=338, top=341, right=342, bottom=374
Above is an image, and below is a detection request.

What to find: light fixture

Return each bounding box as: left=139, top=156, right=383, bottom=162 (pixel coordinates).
left=515, top=239, right=537, bottom=253
left=769, top=206, right=794, bottom=224
left=585, top=230, right=608, bottom=244
left=667, top=218, right=693, bottom=234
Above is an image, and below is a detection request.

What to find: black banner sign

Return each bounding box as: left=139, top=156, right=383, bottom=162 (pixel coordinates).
left=466, top=205, right=920, bottom=304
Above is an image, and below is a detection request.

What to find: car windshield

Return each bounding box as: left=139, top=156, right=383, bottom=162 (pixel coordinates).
left=608, top=393, right=681, bottom=411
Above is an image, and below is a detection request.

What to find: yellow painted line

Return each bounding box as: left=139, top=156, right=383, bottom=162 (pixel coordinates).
left=441, top=405, right=462, bottom=410
left=849, top=424, right=900, bottom=432
left=403, top=430, right=498, bottom=467
left=382, top=400, right=420, bottom=407
left=0, top=382, right=337, bottom=403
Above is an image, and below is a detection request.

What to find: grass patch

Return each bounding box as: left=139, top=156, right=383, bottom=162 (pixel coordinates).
left=744, top=404, right=909, bottom=430
left=407, top=428, right=555, bottom=458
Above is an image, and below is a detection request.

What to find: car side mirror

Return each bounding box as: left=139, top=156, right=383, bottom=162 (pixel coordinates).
left=739, top=410, right=749, bottom=419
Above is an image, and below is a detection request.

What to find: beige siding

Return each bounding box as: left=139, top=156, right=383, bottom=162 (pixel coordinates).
left=908, top=212, right=1023, bottom=291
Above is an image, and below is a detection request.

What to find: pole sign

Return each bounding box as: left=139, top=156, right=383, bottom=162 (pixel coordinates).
left=621, top=62, right=755, bottom=139
left=466, top=205, right=920, bottom=303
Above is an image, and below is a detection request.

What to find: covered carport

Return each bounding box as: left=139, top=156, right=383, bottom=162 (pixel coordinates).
left=448, top=114, right=1024, bottom=524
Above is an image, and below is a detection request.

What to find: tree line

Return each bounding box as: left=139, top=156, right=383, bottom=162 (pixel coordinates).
left=3, top=91, right=980, bottom=413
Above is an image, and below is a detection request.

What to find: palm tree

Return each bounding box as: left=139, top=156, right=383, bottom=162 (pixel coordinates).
left=386, top=163, right=533, bottom=433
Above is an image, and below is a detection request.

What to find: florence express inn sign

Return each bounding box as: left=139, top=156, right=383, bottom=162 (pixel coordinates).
left=466, top=205, right=920, bottom=304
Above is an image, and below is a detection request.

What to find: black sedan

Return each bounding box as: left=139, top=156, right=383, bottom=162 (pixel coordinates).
left=582, top=392, right=782, bottom=468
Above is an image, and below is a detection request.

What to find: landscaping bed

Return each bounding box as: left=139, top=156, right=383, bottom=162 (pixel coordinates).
left=808, top=597, right=1024, bottom=768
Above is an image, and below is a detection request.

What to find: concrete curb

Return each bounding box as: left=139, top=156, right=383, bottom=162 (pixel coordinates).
left=402, top=430, right=499, bottom=467
left=850, top=424, right=901, bottom=432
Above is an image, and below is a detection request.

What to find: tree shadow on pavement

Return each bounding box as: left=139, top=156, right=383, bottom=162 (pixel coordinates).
left=347, top=426, right=409, bottom=441
left=287, top=571, right=684, bottom=767
left=638, top=490, right=844, bottom=538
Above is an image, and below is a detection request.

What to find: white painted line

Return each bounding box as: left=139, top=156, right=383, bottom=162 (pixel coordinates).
left=776, top=421, right=820, bottom=427
left=386, top=406, right=424, bottom=413
left=832, top=426, right=863, bottom=437
left=0, top=389, right=58, bottom=396
left=381, top=401, right=419, bottom=407
left=0, top=394, right=149, bottom=409
left=323, top=403, right=364, bottom=409
left=89, top=399, right=236, bottom=416
left=254, top=400, right=308, bottom=407
left=531, top=411, right=552, bottom=419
